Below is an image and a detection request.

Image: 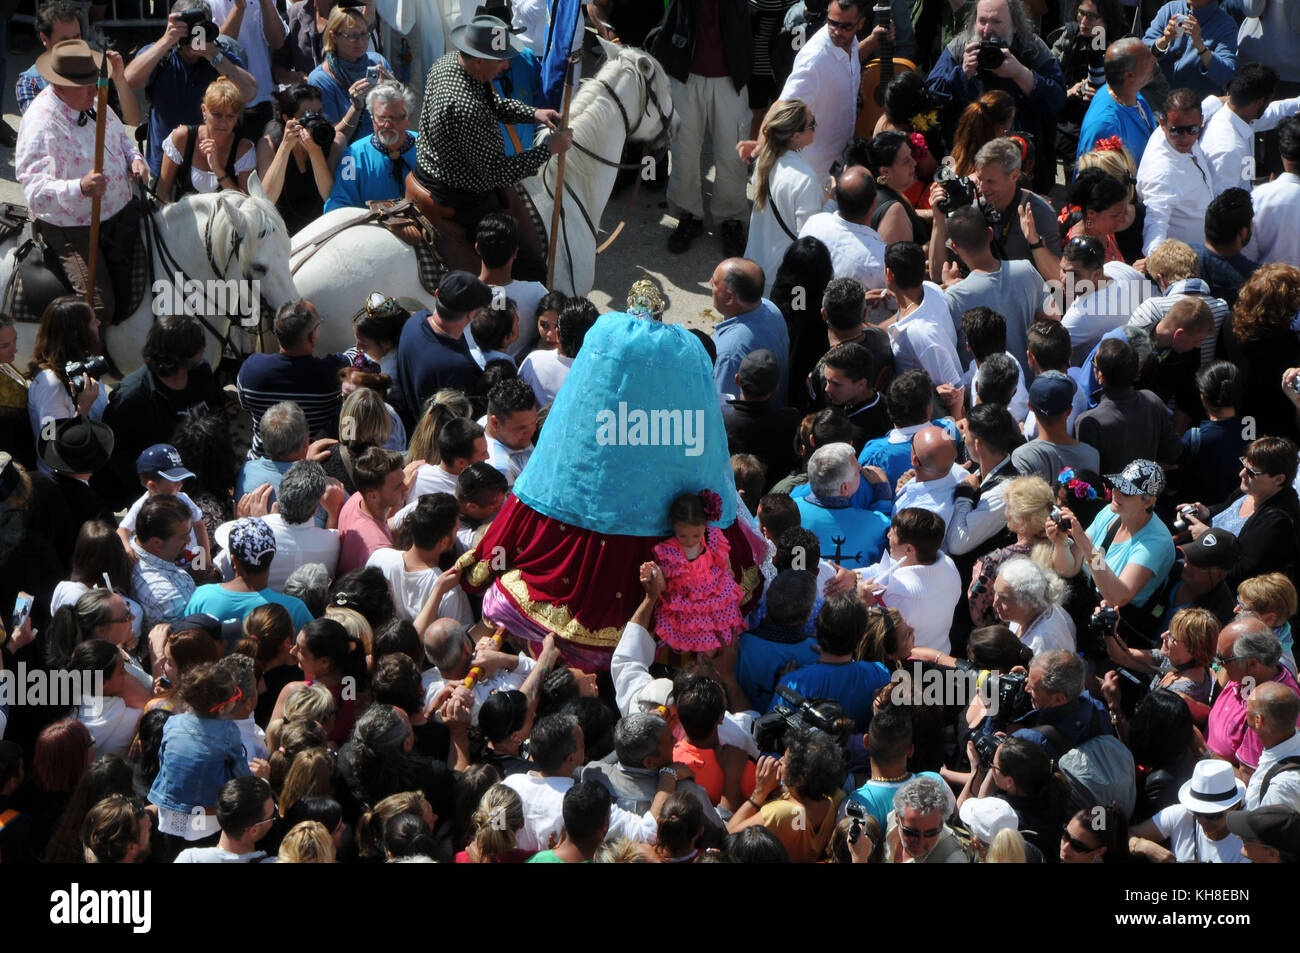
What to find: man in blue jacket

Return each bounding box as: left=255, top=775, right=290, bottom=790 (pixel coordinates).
left=925, top=0, right=1066, bottom=195
left=1144, top=0, right=1238, bottom=100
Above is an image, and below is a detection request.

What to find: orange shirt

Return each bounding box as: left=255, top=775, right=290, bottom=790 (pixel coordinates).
left=672, top=739, right=756, bottom=805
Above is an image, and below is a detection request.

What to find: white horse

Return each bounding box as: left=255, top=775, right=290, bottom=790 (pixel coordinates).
left=291, top=42, right=675, bottom=355
left=4, top=175, right=299, bottom=378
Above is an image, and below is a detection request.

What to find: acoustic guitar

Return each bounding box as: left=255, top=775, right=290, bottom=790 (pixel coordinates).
left=854, top=1, right=919, bottom=137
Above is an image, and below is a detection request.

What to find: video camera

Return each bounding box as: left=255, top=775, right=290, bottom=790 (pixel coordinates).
left=752, top=684, right=843, bottom=755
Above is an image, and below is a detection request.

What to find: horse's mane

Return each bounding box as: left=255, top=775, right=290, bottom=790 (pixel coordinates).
left=567, top=48, right=646, bottom=126
left=159, top=187, right=290, bottom=274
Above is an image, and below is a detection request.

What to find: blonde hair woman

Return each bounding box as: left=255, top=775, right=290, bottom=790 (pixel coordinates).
left=742, top=99, right=824, bottom=292
left=307, top=3, right=392, bottom=143
left=406, top=388, right=473, bottom=466
left=1076, top=141, right=1142, bottom=261
left=278, top=747, right=334, bottom=817
left=968, top=476, right=1056, bottom=627
left=157, top=77, right=257, bottom=201
left=459, top=783, right=526, bottom=863
left=278, top=820, right=336, bottom=862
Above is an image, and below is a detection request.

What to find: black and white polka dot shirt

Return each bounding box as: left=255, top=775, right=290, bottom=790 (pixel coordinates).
left=416, top=51, right=550, bottom=194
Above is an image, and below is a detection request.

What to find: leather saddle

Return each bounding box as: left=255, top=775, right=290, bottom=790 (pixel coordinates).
left=404, top=173, right=547, bottom=281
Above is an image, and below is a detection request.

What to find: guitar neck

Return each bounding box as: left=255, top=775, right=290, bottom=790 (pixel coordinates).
left=874, top=2, right=895, bottom=77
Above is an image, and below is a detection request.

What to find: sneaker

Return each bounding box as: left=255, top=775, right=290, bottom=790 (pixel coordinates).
left=667, top=213, right=704, bottom=253
left=720, top=219, right=746, bottom=258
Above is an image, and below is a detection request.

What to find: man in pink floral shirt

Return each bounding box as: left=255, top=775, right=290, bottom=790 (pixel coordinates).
left=16, top=39, right=149, bottom=325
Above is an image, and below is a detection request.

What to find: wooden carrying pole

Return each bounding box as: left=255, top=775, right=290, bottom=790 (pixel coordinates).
left=462, top=625, right=507, bottom=689
left=546, top=51, right=581, bottom=288
left=84, top=52, right=111, bottom=309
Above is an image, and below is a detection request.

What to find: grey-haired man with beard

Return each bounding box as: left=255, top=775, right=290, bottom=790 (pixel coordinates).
left=325, top=80, right=421, bottom=211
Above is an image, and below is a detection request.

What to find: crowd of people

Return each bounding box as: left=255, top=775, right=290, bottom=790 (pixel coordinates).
left=3, top=0, right=1300, bottom=865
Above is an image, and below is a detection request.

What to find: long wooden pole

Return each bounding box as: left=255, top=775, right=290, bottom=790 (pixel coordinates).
left=84, top=52, right=111, bottom=310
left=546, top=51, right=581, bottom=288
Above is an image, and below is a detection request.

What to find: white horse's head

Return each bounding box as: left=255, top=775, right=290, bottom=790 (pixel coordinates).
left=589, top=42, right=678, bottom=152
left=208, top=174, right=299, bottom=316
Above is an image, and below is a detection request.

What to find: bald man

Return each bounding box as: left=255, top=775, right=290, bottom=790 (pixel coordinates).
left=892, top=424, right=962, bottom=531
left=420, top=617, right=537, bottom=722
left=1208, top=618, right=1300, bottom=772
left=798, top=166, right=887, bottom=292
left=1077, top=37, right=1159, bottom=164
left=710, top=257, right=792, bottom=409
left=1245, top=681, right=1300, bottom=810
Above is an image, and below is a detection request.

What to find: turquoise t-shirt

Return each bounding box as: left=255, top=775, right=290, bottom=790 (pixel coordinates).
left=185, top=586, right=315, bottom=652
left=1084, top=508, right=1176, bottom=608
left=848, top=771, right=947, bottom=828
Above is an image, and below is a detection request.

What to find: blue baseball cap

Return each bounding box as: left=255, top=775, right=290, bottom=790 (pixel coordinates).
left=136, top=444, right=195, bottom=481
left=1028, top=370, right=1076, bottom=418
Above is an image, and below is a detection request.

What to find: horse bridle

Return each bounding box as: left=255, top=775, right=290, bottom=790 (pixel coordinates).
left=141, top=182, right=270, bottom=356
left=542, top=58, right=674, bottom=282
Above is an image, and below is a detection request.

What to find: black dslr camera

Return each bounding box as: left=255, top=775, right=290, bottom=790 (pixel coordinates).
left=977, top=37, right=1006, bottom=70
left=985, top=670, right=1032, bottom=730
left=179, top=8, right=220, bottom=47
left=972, top=731, right=1006, bottom=768
left=752, top=685, right=841, bottom=755
left=299, top=111, right=337, bottom=150
left=933, top=163, right=977, bottom=215
left=64, top=356, right=110, bottom=399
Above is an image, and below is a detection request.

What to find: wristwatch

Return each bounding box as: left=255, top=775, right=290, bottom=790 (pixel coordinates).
left=1027, top=237, right=1044, bottom=250
left=211, top=50, right=225, bottom=66
left=658, top=766, right=679, bottom=781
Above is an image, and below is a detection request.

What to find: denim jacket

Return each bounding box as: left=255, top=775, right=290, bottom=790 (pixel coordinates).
left=148, top=713, right=250, bottom=814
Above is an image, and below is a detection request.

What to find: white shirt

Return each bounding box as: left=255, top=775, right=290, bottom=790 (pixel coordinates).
left=518, top=348, right=573, bottom=408
left=1151, top=803, right=1250, bottom=863
left=888, top=283, right=964, bottom=389
left=501, top=772, right=657, bottom=852
left=207, top=0, right=288, bottom=107
left=855, top=551, right=962, bottom=654
left=1202, top=94, right=1300, bottom=192
left=405, top=463, right=460, bottom=504
left=420, top=655, right=535, bottom=723
left=499, top=279, right=548, bottom=360
left=895, top=465, right=963, bottom=529
left=1136, top=127, right=1218, bottom=255
left=364, top=546, right=474, bottom=625
left=778, top=24, right=859, bottom=177
left=745, top=149, right=826, bottom=288
left=1061, top=261, right=1151, bottom=361
left=1245, top=730, right=1300, bottom=811
left=213, top=512, right=339, bottom=591
left=798, top=212, right=886, bottom=290
left=236, top=715, right=268, bottom=762
left=174, top=847, right=272, bottom=863
left=77, top=696, right=141, bottom=760
left=1011, top=604, right=1077, bottom=657
left=963, top=353, right=1030, bottom=424
left=486, top=435, right=533, bottom=487
left=1243, top=171, right=1300, bottom=267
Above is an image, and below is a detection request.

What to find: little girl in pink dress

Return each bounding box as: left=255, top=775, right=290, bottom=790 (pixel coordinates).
left=651, top=490, right=747, bottom=652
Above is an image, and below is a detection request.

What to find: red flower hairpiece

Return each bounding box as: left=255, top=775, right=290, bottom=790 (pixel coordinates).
left=1094, top=136, right=1124, bottom=154
left=1058, top=203, right=1081, bottom=226
left=698, top=489, right=722, bottom=522
left=908, top=132, right=929, bottom=161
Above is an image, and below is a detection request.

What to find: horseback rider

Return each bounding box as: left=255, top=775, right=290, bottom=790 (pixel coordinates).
left=15, top=39, right=149, bottom=327
left=407, top=13, right=571, bottom=279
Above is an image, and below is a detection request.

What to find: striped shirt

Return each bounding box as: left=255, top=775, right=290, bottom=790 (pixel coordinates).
left=1126, top=278, right=1230, bottom=367
left=235, top=352, right=348, bottom=459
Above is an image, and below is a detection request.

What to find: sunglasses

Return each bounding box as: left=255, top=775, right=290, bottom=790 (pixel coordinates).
left=1239, top=457, right=1264, bottom=478
left=1213, top=653, right=1240, bottom=666
left=801, top=118, right=817, bottom=132
left=1167, top=123, right=1202, bottom=136
left=900, top=825, right=942, bottom=839
left=209, top=686, right=243, bottom=713
left=826, top=16, right=859, bottom=31
left=333, top=30, right=367, bottom=40
left=1063, top=833, right=1099, bottom=852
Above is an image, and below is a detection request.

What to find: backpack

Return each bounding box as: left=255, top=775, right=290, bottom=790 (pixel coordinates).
left=1034, top=723, right=1137, bottom=819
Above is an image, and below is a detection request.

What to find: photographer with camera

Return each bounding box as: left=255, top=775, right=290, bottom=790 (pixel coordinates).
left=125, top=0, right=258, bottom=179
left=962, top=734, right=1069, bottom=858
left=1144, top=0, right=1238, bottom=99
left=988, top=650, right=1114, bottom=763
left=324, top=80, right=416, bottom=213
left=25, top=296, right=108, bottom=474
left=1076, top=39, right=1158, bottom=166
left=256, top=82, right=344, bottom=234
left=924, top=0, right=1066, bottom=196
left=1051, top=0, right=1126, bottom=174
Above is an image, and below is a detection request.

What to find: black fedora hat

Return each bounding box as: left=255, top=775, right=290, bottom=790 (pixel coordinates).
left=40, top=416, right=115, bottom=475
left=450, top=14, right=527, bottom=60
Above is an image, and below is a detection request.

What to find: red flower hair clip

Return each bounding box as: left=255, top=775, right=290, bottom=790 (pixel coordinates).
left=1058, top=203, right=1081, bottom=226
left=908, top=132, right=929, bottom=161
left=1094, top=135, right=1124, bottom=153
left=698, top=489, right=722, bottom=522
